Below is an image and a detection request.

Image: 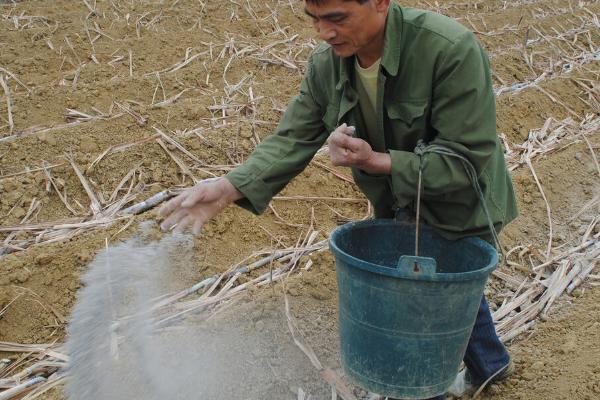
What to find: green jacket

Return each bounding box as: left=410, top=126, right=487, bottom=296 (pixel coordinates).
left=226, top=3, right=518, bottom=240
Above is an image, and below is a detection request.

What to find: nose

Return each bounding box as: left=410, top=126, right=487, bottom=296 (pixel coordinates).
left=315, top=20, right=336, bottom=42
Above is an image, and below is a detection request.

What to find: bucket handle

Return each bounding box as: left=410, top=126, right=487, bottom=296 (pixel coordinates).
left=413, top=141, right=504, bottom=260
left=397, top=255, right=437, bottom=278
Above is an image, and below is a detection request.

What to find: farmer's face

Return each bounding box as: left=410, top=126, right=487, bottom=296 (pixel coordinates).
left=304, top=0, right=389, bottom=60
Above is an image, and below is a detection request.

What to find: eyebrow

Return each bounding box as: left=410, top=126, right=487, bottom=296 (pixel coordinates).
left=304, top=8, right=349, bottom=21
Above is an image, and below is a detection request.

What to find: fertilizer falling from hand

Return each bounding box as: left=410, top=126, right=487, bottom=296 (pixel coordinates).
left=65, top=222, right=332, bottom=400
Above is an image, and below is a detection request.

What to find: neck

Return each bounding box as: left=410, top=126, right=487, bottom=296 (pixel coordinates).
left=356, top=27, right=385, bottom=68
left=357, top=51, right=382, bottom=69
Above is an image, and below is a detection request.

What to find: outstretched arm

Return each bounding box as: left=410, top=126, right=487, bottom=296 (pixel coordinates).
left=159, top=54, right=328, bottom=235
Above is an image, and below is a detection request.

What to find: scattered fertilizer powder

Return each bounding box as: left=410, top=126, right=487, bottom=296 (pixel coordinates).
left=65, top=222, right=331, bottom=400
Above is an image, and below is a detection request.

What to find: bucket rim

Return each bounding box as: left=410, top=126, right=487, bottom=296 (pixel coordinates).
left=329, top=219, right=498, bottom=282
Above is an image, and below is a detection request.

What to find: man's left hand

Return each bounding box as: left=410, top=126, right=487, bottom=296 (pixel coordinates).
left=327, top=123, right=391, bottom=175
left=327, top=123, right=373, bottom=168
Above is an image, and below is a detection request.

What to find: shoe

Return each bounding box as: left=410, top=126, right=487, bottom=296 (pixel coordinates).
left=447, top=359, right=514, bottom=398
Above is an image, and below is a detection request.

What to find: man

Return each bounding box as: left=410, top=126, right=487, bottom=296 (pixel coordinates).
left=160, top=0, right=518, bottom=398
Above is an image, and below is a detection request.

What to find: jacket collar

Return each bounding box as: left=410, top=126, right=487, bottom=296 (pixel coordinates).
left=336, top=2, right=403, bottom=90
left=380, top=2, right=403, bottom=77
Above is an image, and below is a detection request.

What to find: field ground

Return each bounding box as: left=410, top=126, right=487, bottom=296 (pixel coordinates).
left=0, top=0, right=599, bottom=399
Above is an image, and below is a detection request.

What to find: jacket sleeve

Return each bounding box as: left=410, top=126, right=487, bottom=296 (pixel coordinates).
left=387, top=31, right=498, bottom=202
left=225, top=56, right=329, bottom=214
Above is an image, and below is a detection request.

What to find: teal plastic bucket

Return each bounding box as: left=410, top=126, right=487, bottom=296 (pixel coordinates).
left=329, top=219, right=497, bottom=399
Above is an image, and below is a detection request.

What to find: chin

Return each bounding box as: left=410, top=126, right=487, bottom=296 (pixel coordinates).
left=331, top=46, right=355, bottom=58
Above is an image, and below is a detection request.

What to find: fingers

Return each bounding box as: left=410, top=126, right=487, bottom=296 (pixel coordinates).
left=158, top=191, right=189, bottom=217
left=330, top=130, right=366, bottom=153
left=328, top=131, right=355, bottom=151
left=334, top=123, right=355, bottom=136
left=328, top=131, right=351, bottom=165
left=181, top=187, right=207, bottom=208
left=341, top=125, right=356, bottom=136
left=160, top=207, right=207, bottom=235
left=158, top=178, right=229, bottom=236
left=159, top=182, right=215, bottom=218
left=328, top=129, right=372, bottom=168
left=344, top=137, right=364, bottom=153
left=192, top=219, right=204, bottom=236
left=160, top=208, right=188, bottom=231
left=173, top=215, right=194, bottom=234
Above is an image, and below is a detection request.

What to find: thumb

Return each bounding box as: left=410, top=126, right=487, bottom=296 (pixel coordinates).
left=334, top=123, right=347, bottom=133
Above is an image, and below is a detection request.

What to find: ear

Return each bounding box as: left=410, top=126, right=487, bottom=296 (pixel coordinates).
left=374, top=0, right=391, bottom=13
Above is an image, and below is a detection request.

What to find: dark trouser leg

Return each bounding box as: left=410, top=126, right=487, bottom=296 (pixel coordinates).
left=462, top=296, right=510, bottom=384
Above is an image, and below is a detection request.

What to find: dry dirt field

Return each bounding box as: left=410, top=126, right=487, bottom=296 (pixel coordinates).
left=0, top=0, right=599, bottom=399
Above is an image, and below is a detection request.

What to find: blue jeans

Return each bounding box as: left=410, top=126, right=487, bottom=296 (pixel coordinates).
left=463, top=295, right=510, bottom=383
left=422, top=295, right=510, bottom=400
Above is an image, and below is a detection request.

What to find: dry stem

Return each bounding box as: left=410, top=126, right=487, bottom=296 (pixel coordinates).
left=0, top=75, right=13, bottom=134
left=525, top=158, right=553, bottom=259
left=66, top=155, right=102, bottom=215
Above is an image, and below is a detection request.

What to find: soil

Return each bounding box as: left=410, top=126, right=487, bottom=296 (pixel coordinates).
left=1, top=0, right=599, bottom=399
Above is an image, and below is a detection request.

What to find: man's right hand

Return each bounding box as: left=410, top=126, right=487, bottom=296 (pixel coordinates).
left=158, top=177, right=243, bottom=236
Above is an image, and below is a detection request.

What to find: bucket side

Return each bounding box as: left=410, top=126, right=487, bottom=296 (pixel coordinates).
left=335, top=258, right=489, bottom=399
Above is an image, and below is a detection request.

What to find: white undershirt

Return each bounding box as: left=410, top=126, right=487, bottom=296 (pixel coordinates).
left=355, top=57, right=381, bottom=111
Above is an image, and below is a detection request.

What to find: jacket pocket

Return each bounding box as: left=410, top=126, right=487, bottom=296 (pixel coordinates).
left=386, top=100, right=428, bottom=128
